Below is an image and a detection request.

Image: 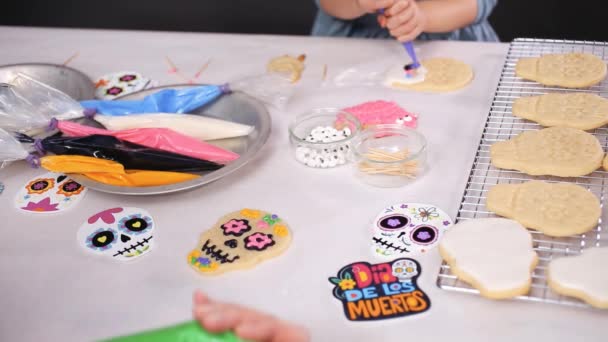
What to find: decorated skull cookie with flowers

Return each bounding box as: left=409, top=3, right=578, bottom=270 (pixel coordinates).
left=372, top=203, right=453, bottom=258
left=188, top=209, right=292, bottom=275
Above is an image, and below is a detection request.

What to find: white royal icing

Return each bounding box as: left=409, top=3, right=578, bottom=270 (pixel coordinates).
left=384, top=65, right=428, bottom=86
left=95, top=113, right=254, bottom=141
left=440, top=218, right=537, bottom=292
left=549, top=247, right=608, bottom=305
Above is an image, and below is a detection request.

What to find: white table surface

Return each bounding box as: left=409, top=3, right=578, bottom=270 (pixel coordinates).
left=0, top=26, right=605, bottom=342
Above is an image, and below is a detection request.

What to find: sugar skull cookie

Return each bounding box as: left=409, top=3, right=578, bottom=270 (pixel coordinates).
left=94, top=71, right=152, bottom=99
left=371, top=203, right=453, bottom=258
left=77, top=207, right=155, bottom=261
left=15, top=172, right=87, bottom=213
left=188, top=209, right=292, bottom=275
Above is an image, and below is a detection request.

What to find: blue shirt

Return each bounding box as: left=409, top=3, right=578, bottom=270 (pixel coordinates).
left=311, top=0, right=499, bottom=42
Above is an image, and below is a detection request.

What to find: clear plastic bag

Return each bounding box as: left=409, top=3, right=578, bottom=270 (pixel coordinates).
left=0, top=73, right=83, bottom=133
left=0, top=128, right=29, bottom=169
left=229, top=73, right=293, bottom=109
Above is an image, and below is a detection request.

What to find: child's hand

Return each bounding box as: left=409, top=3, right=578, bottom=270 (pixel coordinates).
left=381, top=0, right=427, bottom=42
left=193, top=290, right=309, bottom=342
left=357, top=0, right=394, bottom=14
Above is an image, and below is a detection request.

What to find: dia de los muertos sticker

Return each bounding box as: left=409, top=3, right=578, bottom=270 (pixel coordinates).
left=188, top=209, right=292, bottom=275
left=372, top=203, right=453, bottom=258
left=77, top=207, right=155, bottom=261
left=329, top=258, right=430, bottom=321
left=15, top=172, right=88, bottom=213
left=94, top=71, right=153, bottom=99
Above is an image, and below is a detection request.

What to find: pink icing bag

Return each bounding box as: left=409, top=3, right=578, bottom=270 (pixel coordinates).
left=338, top=100, right=418, bottom=129
left=54, top=120, right=239, bottom=164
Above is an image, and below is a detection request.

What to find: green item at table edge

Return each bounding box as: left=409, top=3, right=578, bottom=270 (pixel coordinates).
left=101, top=320, right=244, bottom=342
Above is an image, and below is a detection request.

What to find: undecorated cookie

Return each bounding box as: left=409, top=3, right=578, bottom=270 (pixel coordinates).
left=487, top=181, right=600, bottom=237
left=516, top=53, right=606, bottom=88
left=188, top=209, right=291, bottom=275
left=490, top=127, right=603, bottom=177
left=439, top=218, right=538, bottom=299
left=603, top=154, right=608, bottom=171
left=387, top=58, right=473, bottom=92
left=513, top=93, right=608, bottom=130
left=548, top=247, right=608, bottom=309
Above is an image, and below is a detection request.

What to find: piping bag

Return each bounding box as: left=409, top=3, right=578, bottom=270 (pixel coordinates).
left=0, top=127, right=30, bottom=169
left=102, top=321, right=242, bottom=342
left=80, top=73, right=293, bottom=115
left=53, top=120, right=239, bottom=164
left=16, top=133, right=223, bottom=173
left=0, top=74, right=83, bottom=133
left=39, top=155, right=199, bottom=187
left=93, top=113, right=254, bottom=141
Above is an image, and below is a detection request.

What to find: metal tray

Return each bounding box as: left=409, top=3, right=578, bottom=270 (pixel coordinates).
left=69, top=85, right=271, bottom=195
left=436, top=38, right=607, bottom=309
left=0, top=63, right=94, bottom=100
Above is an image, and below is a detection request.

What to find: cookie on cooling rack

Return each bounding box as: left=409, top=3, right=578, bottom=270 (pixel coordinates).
left=548, top=247, right=608, bottom=309
left=439, top=218, right=538, bottom=299
left=487, top=181, right=600, bottom=237
left=516, top=52, right=606, bottom=88
left=490, top=127, right=603, bottom=177
left=512, top=93, right=608, bottom=130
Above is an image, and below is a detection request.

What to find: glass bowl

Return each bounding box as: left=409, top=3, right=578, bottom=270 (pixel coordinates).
left=351, top=124, right=427, bottom=187
left=289, top=108, right=362, bottom=169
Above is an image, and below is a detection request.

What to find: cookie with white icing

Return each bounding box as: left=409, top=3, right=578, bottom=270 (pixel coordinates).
left=439, top=218, right=538, bottom=299
left=386, top=58, right=473, bottom=92
left=548, top=247, right=608, bottom=309
left=487, top=181, right=600, bottom=237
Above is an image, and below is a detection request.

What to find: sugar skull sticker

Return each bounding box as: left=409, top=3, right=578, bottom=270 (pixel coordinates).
left=77, top=207, right=155, bottom=261
left=329, top=258, right=430, bottom=321
left=15, top=172, right=88, bottom=213
left=188, top=209, right=292, bottom=275
left=94, top=71, right=152, bottom=99
left=372, top=203, right=452, bottom=258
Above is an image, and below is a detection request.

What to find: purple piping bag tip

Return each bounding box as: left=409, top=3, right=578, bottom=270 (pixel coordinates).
left=25, top=154, right=40, bottom=168
left=83, top=107, right=97, bottom=118
left=33, top=139, right=45, bottom=155
left=47, top=118, right=59, bottom=132
left=220, top=83, right=232, bottom=94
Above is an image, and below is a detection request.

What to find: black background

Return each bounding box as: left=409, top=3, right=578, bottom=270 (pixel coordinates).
left=0, top=0, right=606, bottom=42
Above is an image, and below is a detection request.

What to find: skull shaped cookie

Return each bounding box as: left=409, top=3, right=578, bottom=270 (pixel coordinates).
left=77, top=207, right=155, bottom=261
left=15, top=172, right=88, bottom=214
left=372, top=203, right=453, bottom=258
left=188, top=209, right=291, bottom=275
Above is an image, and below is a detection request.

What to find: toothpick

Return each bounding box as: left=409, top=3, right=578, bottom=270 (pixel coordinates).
left=62, top=52, right=79, bottom=66
left=358, top=148, right=418, bottom=178
left=164, top=56, right=190, bottom=82
left=322, top=64, right=328, bottom=81
left=193, top=59, right=212, bottom=79
left=165, top=56, right=179, bottom=73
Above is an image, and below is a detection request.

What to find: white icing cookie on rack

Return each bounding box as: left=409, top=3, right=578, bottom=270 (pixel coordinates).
left=487, top=181, right=600, bottom=237
left=386, top=58, right=473, bottom=92
left=513, top=93, right=608, bottom=130
left=516, top=53, right=606, bottom=88
left=548, top=247, right=608, bottom=309
left=490, top=126, right=603, bottom=177
left=439, top=218, right=538, bottom=299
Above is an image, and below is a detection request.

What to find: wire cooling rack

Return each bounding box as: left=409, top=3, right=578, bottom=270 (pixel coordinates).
left=436, top=38, right=607, bottom=308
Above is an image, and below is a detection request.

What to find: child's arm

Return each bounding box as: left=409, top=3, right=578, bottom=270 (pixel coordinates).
left=383, top=0, right=481, bottom=41
left=319, top=0, right=394, bottom=20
